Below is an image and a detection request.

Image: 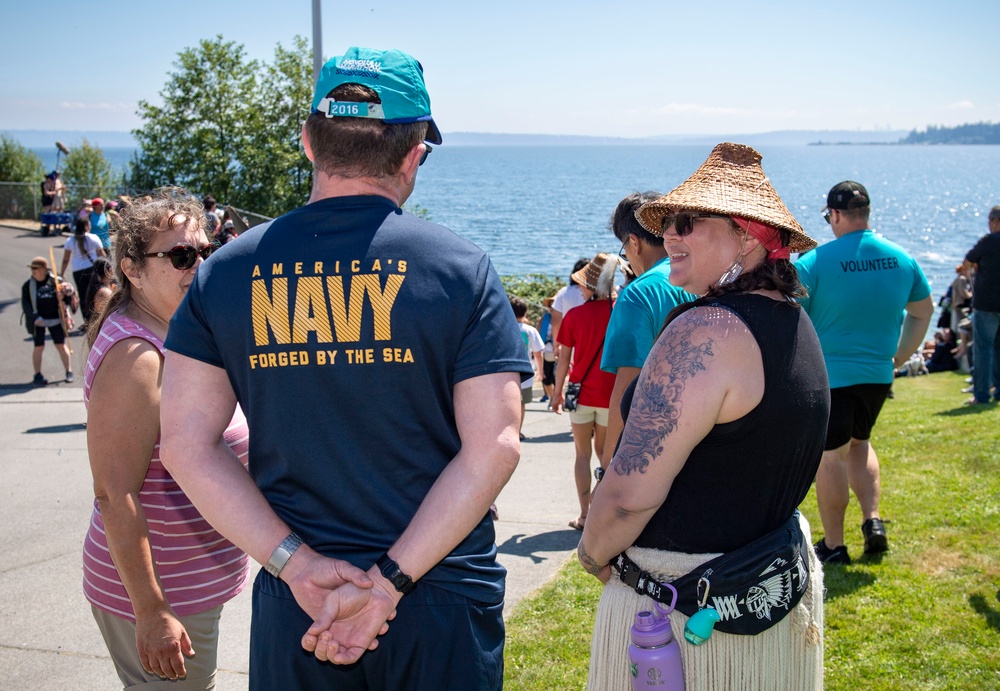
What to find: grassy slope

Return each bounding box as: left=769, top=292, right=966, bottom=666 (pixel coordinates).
left=504, top=371, right=1000, bottom=690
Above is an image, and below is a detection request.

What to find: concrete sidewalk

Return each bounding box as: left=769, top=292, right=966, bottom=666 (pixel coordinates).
left=0, top=385, right=584, bottom=689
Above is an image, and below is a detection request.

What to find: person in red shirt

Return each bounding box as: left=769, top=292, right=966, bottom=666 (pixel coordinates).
left=552, top=253, right=618, bottom=530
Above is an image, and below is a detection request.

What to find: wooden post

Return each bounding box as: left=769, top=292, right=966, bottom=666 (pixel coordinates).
left=48, top=245, right=74, bottom=356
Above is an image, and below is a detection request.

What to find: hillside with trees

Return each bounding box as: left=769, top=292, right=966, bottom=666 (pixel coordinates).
left=902, top=121, right=1000, bottom=144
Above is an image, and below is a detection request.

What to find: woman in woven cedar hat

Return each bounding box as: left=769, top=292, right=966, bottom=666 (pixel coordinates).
left=578, top=143, right=828, bottom=690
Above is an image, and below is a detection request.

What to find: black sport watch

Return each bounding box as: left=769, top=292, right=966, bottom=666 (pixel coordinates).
left=376, top=553, right=416, bottom=595
left=594, top=466, right=605, bottom=482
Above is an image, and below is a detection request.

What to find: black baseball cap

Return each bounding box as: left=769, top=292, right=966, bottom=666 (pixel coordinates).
left=824, top=181, right=870, bottom=210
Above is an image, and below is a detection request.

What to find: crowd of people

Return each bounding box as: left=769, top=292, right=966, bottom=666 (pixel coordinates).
left=16, top=43, right=998, bottom=690
left=23, top=184, right=243, bottom=387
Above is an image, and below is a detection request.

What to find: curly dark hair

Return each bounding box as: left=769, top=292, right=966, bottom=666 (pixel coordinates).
left=85, top=187, right=205, bottom=347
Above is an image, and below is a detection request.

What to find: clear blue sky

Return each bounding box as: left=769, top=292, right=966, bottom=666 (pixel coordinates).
left=3, top=0, right=998, bottom=137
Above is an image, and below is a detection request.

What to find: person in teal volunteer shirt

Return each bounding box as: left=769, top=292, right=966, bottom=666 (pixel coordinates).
left=796, top=181, right=933, bottom=565
left=598, top=191, right=695, bottom=476
left=89, top=197, right=111, bottom=250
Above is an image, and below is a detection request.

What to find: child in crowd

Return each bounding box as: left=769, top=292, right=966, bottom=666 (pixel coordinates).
left=509, top=296, right=544, bottom=439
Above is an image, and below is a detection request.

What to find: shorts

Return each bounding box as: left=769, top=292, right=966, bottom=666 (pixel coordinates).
left=91, top=604, right=223, bottom=689
left=33, top=323, right=66, bottom=347
left=569, top=404, right=609, bottom=427
left=250, top=571, right=504, bottom=691
left=542, top=360, right=556, bottom=386
left=825, top=383, right=892, bottom=450
left=521, top=386, right=533, bottom=404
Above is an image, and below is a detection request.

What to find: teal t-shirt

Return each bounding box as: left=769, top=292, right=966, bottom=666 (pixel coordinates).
left=89, top=211, right=110, bottom=249
left=601, top=256, right=696, bottom=373
left=795, top=229, right=931, bottom=388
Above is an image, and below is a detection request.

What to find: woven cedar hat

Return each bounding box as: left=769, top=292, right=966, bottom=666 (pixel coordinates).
left=636, top=142, right=816, bottom=253
left=571, top=253, right=612, bottom=291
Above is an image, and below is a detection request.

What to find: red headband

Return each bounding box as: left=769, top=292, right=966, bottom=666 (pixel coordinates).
left=731, top=217, right=790, bottom=261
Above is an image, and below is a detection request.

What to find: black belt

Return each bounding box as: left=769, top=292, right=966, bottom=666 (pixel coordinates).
left=611, top=512, right=810, bottom=636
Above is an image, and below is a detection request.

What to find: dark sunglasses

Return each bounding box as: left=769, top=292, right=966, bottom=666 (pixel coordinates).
left=823, top=211, right=832, bottom=224
left=144, top=242, right=220, bottom=270
left=419, top=144, right=433, bottom=166
left=662, top=212, right=731, bottom=237
left=618, top=238, right=628, bottom=260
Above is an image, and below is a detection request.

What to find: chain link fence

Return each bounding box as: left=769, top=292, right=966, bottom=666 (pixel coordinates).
left=227, top=206, right=273, bottom=229
left=0, top=182, right=40, bottom=220
left=0, top=182, right=121, bottom=220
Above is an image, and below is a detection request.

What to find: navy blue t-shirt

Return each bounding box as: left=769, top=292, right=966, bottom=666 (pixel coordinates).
left=166, top=195, right=532, bottom=602
left=966, top=231, right=1000, bottom=312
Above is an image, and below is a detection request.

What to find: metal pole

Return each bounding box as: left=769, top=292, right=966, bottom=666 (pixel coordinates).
left=312, top=0, right=323, bottom=87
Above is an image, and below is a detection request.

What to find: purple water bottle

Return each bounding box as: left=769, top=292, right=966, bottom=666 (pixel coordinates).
left=628, top=595, right=685, bottom=690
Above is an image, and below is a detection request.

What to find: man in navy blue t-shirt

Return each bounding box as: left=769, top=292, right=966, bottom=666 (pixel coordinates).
left=159, top=47, right=531, bottom=690
left=963, top=205, right=1000, bottom=404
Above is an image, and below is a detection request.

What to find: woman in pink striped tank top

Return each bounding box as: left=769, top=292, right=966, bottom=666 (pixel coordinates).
left=82, top=189, right=250, bottom=688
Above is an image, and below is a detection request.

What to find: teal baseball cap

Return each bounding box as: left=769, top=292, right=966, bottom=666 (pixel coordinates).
left=311, top=47, right=442, bottom=145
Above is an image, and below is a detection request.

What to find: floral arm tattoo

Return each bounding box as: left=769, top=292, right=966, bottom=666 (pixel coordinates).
left=578, top=539, right=605, bottom=575
left=614, top=310, right=716, bottom=477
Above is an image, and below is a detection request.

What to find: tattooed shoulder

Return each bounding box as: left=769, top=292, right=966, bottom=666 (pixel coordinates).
left=613, top=306, right=731, bottom=477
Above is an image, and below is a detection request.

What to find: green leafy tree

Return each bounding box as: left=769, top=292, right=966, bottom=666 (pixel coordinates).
left=131, top=35, right=258, bottom=202
left=62, top=138, right=114, bottom=204
left=501, top=274, right=567, bottom=324
left=0, top=134, right=44, bottom=183
left=238, top=36, right=313, bottom=217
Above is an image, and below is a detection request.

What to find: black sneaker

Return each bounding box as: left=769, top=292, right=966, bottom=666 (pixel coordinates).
left=65, top=371, right=75, bottom=383
left=32, top=373, right=48, bottom=387
left=814, top=539, right=851, bottom=565
left=862, top=518, right=888, bottom=554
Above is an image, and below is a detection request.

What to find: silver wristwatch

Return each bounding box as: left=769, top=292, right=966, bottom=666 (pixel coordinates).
left=264, top=532, right=304, bottom=578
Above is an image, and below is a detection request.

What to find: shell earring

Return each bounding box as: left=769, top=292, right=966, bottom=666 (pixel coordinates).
left=717, top=231, right=749, bottom=286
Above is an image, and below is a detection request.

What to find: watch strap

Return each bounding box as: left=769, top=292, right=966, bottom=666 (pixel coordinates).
left=264, top=532, right=303, bottom=578
left=376, top=553, right=416, bottom=595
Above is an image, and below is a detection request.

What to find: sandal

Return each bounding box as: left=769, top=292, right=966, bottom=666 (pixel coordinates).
left=569, top=516, right=587, bottom=531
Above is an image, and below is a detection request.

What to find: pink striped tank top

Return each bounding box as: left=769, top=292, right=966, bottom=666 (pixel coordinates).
left=82, top=310, right=250, bottom=620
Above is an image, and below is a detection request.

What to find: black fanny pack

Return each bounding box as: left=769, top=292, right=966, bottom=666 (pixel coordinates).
left=612, top=512, right=810, bottom=636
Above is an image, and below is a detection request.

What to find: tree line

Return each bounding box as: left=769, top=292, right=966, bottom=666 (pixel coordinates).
left=1, top=35, right=314, bottom=218
left=901, top=121, right=1000, bottom=145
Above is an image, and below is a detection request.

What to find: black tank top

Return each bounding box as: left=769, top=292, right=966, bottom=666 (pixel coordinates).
left=623, top=293, right=830, bottom=553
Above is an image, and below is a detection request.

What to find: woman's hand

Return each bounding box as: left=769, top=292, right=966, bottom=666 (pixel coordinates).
left=551, top=389, right=564, bottom=414
left=135, top=608, right=194, bottom=681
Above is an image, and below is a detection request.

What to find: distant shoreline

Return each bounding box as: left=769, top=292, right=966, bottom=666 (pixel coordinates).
left=7, top=128, right=910, bottom=149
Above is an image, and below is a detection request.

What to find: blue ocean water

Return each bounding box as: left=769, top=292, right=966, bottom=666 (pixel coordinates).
left=408, top=144, right=1000, bottom=298
left=33, top=143, right=1000, bottom=296
left=33, top=147, right=135, bottom=175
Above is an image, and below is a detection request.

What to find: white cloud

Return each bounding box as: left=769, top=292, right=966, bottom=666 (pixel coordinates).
left=946, top=100, right=975, bottom=110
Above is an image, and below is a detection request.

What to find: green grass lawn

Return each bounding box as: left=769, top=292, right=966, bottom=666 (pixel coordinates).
left=504, top=371, right=1000, bottom=690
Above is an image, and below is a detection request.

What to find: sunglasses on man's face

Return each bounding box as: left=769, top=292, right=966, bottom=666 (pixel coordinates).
left=823, top=211, right=832, bottom=224
left=144, top=242, right=220, bottom=270
left=662, top=212, right=731, bottom=237
left=419, top=144, right=433, bottom=166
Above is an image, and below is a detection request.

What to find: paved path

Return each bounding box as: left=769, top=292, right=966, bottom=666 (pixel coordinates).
left=0, top=222, right=586, bottom=688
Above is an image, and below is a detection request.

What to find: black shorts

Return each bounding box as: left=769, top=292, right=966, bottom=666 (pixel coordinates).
left=250, top=570, right=504, bottom=690
left=542, top=360, right=556, bottom=386
left=825, top=383, right=892, bottom=450
left=33, top=323, right=66, bottom=347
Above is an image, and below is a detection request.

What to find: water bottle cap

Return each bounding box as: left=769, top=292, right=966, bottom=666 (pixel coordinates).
left=631, top=609, right=674, bottom=647
left=684, top=607, right=722, bottom=642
